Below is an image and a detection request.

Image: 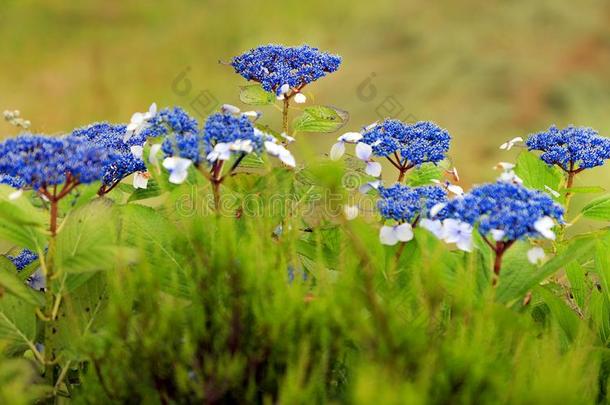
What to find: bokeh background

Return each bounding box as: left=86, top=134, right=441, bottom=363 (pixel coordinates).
left=2, top=0, right=610, bottom=194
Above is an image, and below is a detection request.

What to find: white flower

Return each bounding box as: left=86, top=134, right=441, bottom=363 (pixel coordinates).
left=499, top=137, right=523, bottom=150
left=133, top=171, right=150, bottom=189
left=442, top=219, right=473, bottom=252
left=221, top=104, right=241, bottom=114
left=343, top=205, right=359, bottom=220
left=230, top=139, right=254, bottom=154
left=364, top=121, right=378, bottom=131
left=359, top=180, right=381, bottom=194
left=281, top=132, right=295, bottom=144
left=124, top=103, right=157, bottom=142
left=544, top=185, right=561, bottom=198
left=330, top=132, right=363, bottom=160
left=280, top=83, right=291, bottom=94
left=206, top=143, right=232, bottom=162
left=490, top=229, right=505, bottom=241
left=149, top=144, right=162, bottom=166
left=429, top=202, right=447, bottom=218
left=498, top=170, right=523, bottom=184
left=8, top=189, right=23, bottom=201
left=447, top=184, right=464, bottom=196
left=130, top=145, right=144, bottom=159
left=242, top=110, right=261, bottom=119
left=527, top=246, right=546, bottom=264
left=431, top=179, right=463, bottom=196
left=379, top=223, right=414, bottom=246
left=293, top=93, right=307, bottom=104
left=534, top=216, right=556, bottom=240
left=494, top=162, right=515, bottom=171
left=162, top=157, right=192, bottom=184
left=264, top=141, right=296, bottom=167
left=419, top=218, right=444, bottom=239
left=355, top=142, right=381, bottom=177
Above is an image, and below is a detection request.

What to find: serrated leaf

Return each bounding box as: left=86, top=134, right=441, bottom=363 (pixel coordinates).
left=239, top=84, right=275, bottom=106
left=0, top=295, right=37, bottom=354
left=293, top=106, right=348, bottom=133
left=581, top=194, right=610, bottom=221
left=0, top=257, right=43, bottom=306
left=406, top=164, right=443, bottom=186
left=514, top=151, right=563, bottom=196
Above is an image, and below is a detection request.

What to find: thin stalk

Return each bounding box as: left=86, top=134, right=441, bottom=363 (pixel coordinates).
left=44, top=197, right=59, bottom=388
left=282, top=98, right=290, bottom=134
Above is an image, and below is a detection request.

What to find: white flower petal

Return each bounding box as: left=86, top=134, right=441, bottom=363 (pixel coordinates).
left=130, top=145, right=144, bottom=159
left=420, top=219, right=444, bottom=239
left=8, top=189, right=23, bottom=201
left=293, top=93, right=307, bottom=104
left=163, top=157, right=192, bottom=184
left=221, top=104, right=241, bottom=114
left=279, top=149, right=296, bottom=167
left=490, top=229, right=505, bottom=241
left=365, top=161, right=382, bottom=177
left=359, top=180, right=381, bottom=194
left=343, top=205, right=359, bottom=220
left=394, top=223, right=414, bottom=242
left=527, top=246, right=546, bottom=264
left=281, top=133, right=295, bottom=143
left=339, top=132, right=363, bottom=143
left=280, top=83, right=290, bottom=94
left=355, top=142, right=373, bottom=161
left=534, top=216, right=556, bottom=240
left=495, top=162, right=515, bottom=171
left=133, top=172, right=149, bottom=189
left=330, top=142, right=345, bottom=161
left=447, top=184, right=464, bottom=196
left=429, top=202, right=446, bottom=218
left=380, top=226, right=399, bottom=246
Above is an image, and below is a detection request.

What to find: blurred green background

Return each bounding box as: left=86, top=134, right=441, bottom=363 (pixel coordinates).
left=1, top=0, right=610, bottom=192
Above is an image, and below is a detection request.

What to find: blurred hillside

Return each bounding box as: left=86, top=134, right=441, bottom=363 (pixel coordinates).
left=1, top=0, right=610, bottom=201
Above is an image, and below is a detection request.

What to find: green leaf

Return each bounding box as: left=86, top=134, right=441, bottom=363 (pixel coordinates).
left=496, top=235, right=595, bottom=304
left=292, top=106, right=349, bottom=133
left=55, top=200, right=126, bottom=274
left=581, top=194, right=610, bottom=221
left=406, top=164, right=443, bottom=186
left=514, top=151, right=563, bottom=196
left=535, top=285, right=581, bottom=342
left=0, top=295, right=37, bottom=355
left=0, top=257, right=43, bottom=307
left=0, top=192, right=46, bottom=251
left=565, top=260, right=586, bottom=310
left=239, top=84, right=275, bottom=106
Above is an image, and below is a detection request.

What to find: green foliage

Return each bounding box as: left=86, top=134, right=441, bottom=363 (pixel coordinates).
left=293, top=106, right=349, bottom=133
left=239, top=84, right=275, bottom=106
left=514, top=151, right=563, bottom=196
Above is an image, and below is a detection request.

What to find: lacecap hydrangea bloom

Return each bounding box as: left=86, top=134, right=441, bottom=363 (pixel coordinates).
left=432, top=182, right=564, bottom=273
left=0, top=134, right=117, bottom=191
left=331, top=120, right=451, bottom=179
left=526, top=125, right=610, bottom=171
left=161, top=112, right=296, bottom=184
left=231, top=44, right=341, bottom=97
left=377, top=183, right=448, bottom=245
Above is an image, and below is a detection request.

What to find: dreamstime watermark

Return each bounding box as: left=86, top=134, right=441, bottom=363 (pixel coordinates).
left=356, top=72, right=417, bottom=123
left=171, top=66, right=219, bottom=118
left=173, top=170, right=378, bottom=219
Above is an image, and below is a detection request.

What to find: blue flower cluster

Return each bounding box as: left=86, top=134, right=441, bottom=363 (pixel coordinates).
left=377, top=184, right=447, bottom=223
left=231, top=44, right=342, bottom=95
left=526, top=125, right=610, bottom=171
left=7, top=248, right=38, bottom=271
left=0, top=135, right=117, bottom=190
left=71, top=122, right=143, bottom=187
left=144, top=107, right=200, bottom=139
left=203, top=113, right=262, bottom=154
left=0, top=174, right=25, bottom=188
left=441, top=182, right=564, bottom=241
left=361, top=120, right=451, bottom=165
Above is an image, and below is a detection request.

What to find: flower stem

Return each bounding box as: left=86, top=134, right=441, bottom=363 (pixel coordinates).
left=282, top=98, right=290, bottom=134
left=44, top=198, right=59, bottom=388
